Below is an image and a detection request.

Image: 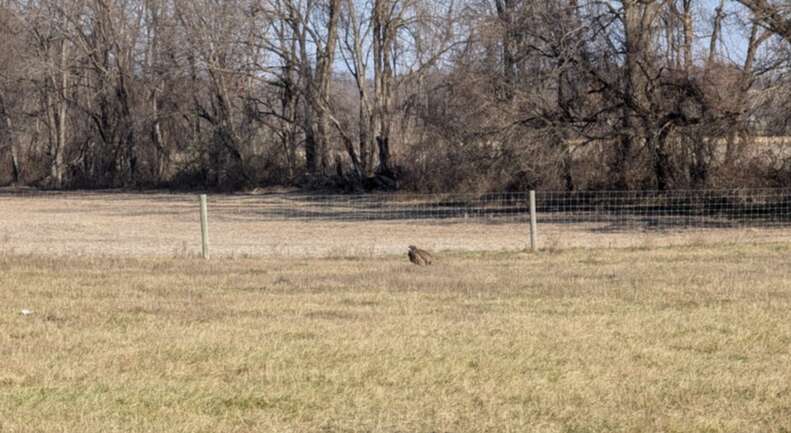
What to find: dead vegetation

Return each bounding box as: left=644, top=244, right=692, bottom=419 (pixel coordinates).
left=2, top=244, right=791, bottom=432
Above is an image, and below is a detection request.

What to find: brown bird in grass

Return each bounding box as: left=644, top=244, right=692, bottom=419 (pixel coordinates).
left=408, top=245, right=433, bottom=266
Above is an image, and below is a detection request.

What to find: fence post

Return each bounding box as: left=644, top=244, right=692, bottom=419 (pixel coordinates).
left=529, top=190, right=538, bottom=251
left=200, top=194, right=209, bottom=260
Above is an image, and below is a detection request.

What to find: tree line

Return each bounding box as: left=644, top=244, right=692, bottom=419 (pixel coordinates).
left=0, top=0, right=789, bottom=192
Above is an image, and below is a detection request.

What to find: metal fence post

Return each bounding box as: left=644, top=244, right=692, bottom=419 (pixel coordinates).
left=200, top=194, right=210, bottom=259
left=529, top=190, right=538, bottom=251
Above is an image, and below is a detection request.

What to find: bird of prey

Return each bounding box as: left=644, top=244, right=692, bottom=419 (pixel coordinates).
left=408, top=245, right=433, bottom=266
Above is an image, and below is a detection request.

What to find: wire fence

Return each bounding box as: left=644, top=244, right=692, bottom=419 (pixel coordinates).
left=4, top=188, right=791, bottom=258
left=212, top=192, right=531, bottom=222
left=213, top=189, right=791, bottom=227
left=198, top=188, right=791, bottom=256
left=537, top=189, right=791, bottom=230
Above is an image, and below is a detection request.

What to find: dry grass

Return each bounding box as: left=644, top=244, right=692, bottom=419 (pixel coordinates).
left=2, top=191, right=791, bottom=258
left=2, top=244, right=791, bottom=432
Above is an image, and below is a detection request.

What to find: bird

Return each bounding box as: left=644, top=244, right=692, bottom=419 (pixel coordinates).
left=408, top=245, right=433, bottom=266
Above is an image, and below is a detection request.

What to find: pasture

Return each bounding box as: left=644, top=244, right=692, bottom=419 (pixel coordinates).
left=2, top=192, right=791, bottom=432
left=2, top=245, right=791, bottom=432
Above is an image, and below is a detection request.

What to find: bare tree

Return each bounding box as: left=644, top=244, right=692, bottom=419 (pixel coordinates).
left=0, top=0, right=788, bottom=191
left=0, top=4, right=24, bottom=184
left=737, top=0, right=791, bottom=43
left=17, top=0, right=78, bottom=188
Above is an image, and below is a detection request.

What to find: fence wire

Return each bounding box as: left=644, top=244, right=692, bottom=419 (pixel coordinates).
left=211, top=192, right=530, bottom=222
left=536, top=189, right=791, bottom=230
left=199, top=188, right=791, bottom=256
left=5, top=189, right=791, bottom=258
left=217, top=189, right=791, bottom=228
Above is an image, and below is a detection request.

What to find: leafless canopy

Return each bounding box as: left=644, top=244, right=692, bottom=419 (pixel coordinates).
left=0, top=0, right=789, bottom=191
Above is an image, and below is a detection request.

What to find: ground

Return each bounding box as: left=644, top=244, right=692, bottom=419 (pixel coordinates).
left=2, top=244, right=791, bottom=433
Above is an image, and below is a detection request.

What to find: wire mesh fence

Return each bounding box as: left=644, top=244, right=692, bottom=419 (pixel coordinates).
left=194, top=188, right=791, bottom=256
left=236, top=188, right=791, bottom=253
left=532, top=189, right=791, bottom=251
left=209, top=192, right=531, bottom=222
left=2, top=189, right=791, bottom=258
left=537, top=189, right=791, bottom=230
left=212, top=189, right=791, bottom=227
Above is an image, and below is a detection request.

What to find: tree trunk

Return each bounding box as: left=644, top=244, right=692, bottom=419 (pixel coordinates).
left=652, top=128, right=673, bottom=191
left=682, top=0, right=693, bottom=71
left=303, top=104, right=319, bottom=174
left=691, top=139, right=710, bottom=188
left=279, top=23, right=299, bottom=180
left=3, top=120, right=21, bottom=185
left=359, top=102, right=373, bottom=176
left=494, top=0, right=518, bottom=100
left=116, top=72, right=136, bottom=184
left=10, top=142, right=20, bottom=184
left=373, top=0, right=395, bottom=177
left=706, top=0, right=725, bottom=67
left=612, top=0, right=654, bottom=189
left=562, top=147, right=574, bottom=192
left=151, top=88, right=167, bottom=180
left=315, top=0, right=341, bottom=175
left=48, top=38, right=69, bottom=189
left=280, top=75, right=298, bottom=180
left=344, top=0, right=375, bottom=176
left=57, top=38, right=68, bottom=187
left=296, top=0, right=341, bottom=176
left=0, top=93, right=20, bottom=184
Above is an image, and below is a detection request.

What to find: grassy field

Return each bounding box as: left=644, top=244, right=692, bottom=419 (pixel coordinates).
left=2, top=244, right=791, bottom=432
